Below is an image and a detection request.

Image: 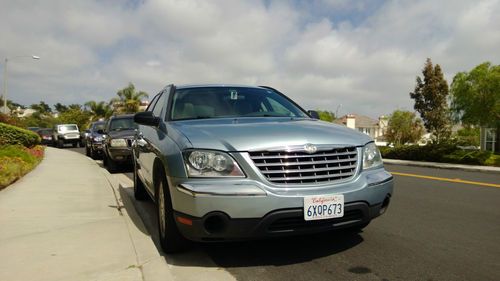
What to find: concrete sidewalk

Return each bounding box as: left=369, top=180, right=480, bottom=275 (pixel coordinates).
left=0, top=147, right=173, bottom=281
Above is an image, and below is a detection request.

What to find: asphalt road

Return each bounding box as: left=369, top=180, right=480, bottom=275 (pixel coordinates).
left=68, top=147, right=500, bottom=281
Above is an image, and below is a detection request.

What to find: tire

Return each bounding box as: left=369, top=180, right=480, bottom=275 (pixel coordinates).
left=156, top=170, right=189, bottom=253
left=90, top=147, right=97, bottom=160
left=57, top=139, right=64, bottom=148
left=133, top=160, right=148, bottom=200
left=86, top=145, right=90, bottom=156
left=106, top=156, right=118, bottom=173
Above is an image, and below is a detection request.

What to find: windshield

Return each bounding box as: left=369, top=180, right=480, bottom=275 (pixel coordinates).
left=109, top=118, right=137, bottom=131
left=170, top=87, right=309, bottom=120
left=59, top=125, right=78, bottom=132
left=92, top=122, right=106, bottom=131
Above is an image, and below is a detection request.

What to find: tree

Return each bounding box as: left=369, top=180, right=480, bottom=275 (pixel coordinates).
left=385, top=110, right=424, bottom=146
left=54, top=103, right=68, bottom=113
left=410, top=58, right=451, bottom=143
left=450, top=62, right=500, bottom=152
left=56, top=108, right=92, bottom=130
left=85, top=101, right=113, bottom=121
left=30, top=101, right=52, bottom=114
left=111, top=83, right=148, bottom=114
left=316, top=110, right=335, bottom=122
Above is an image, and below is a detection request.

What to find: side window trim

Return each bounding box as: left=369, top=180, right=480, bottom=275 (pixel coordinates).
left=146, top=93, right=160, bottom=112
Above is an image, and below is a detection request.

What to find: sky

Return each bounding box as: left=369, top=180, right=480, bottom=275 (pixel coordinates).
left=0, top=0, right=499, bottom=118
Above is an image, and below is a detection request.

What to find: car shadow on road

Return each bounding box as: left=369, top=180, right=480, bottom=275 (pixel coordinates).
left=119, top=185, right=365, bottom=268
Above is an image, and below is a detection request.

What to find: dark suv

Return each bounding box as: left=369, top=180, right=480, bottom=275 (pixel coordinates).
left=103, top=115, right=137, bottom=172
left=84, top=121, right=106, bottom=159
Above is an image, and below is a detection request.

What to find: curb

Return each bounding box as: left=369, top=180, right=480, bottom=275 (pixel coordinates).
left=383, top=159, right=500, bottom=174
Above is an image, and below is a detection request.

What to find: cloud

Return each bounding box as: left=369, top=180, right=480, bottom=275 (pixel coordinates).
left=1, top=0, right=499, bottom=117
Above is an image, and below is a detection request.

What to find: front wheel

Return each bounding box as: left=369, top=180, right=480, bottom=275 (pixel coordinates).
left=157, top=172, right=189, bottom=253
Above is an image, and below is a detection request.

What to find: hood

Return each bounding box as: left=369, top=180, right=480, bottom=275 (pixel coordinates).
left=107, top=129, right=135, bottom=139
left=170, top=117, right=372, bottom=151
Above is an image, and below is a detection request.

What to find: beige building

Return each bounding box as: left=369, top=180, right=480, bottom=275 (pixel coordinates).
left=336, top=114, right=389, bottom=145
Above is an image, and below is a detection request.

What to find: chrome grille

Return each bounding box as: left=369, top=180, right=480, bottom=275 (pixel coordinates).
left=249, top=147, right=358, bottom=185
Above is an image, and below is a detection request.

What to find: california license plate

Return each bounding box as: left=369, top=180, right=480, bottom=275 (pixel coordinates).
left=304, top=194, right=344, bottom=221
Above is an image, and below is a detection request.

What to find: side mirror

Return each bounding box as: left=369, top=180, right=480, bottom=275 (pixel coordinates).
left=134, top=111, right=160, bottom=127
left=308, top=110, right=320, bottom=120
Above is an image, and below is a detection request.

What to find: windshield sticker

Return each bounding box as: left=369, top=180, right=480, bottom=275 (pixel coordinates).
left=230, top=90, right=238, bottom=100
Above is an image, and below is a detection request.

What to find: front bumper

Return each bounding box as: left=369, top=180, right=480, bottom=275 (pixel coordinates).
left=107, top=147, right=132, bottom=163
left=92, top=142, right=104, bottom=152
left=168, top=168, right=393, bottom=241
left=175, top=201, right=387, bottom=242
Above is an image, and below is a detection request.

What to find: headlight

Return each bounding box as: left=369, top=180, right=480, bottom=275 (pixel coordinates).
left=93, top=136, right=103, bottom=142
left=363, top=142, right=383, bottom=170
left=110, top=138, right=127, bottom=147
left=184, top=150, right=245, bottom=177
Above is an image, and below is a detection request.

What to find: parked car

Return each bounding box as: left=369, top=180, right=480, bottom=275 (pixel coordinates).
left=27, top=127, right=40, bottom=132
left=52, top=124, right=80, bottom=148
left=132, top=84, right=394, bottom=253
left=102, top=115, right=137, bottom=172
left=36, top=128, right=54, bottom=145
left=84, top=121, right=107, bottom=159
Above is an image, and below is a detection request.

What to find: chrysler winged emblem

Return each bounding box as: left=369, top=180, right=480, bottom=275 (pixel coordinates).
left=304, top=143, right=317, bottom=154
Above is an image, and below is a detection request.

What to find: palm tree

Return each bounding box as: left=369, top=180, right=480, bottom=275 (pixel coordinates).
left=85, top=101, right=113, bottom=121
left=111, top=83, right=149, bottom=114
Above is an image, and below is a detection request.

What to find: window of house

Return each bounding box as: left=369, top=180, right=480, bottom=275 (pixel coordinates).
left=485, top=128, right=497, bottom=153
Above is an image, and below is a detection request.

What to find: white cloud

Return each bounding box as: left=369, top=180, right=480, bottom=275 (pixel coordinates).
left=0, top=0, right=499, bottom=117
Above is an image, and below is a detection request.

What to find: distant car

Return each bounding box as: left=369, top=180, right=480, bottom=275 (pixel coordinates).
left=84, top=121, right=106, bottom=159
left=53, top=124, right=80, bottom=148
left=102, top=115, right=137, bottom=172
left=27, top=127, right=40, bottom=132
left=36, top=128, right=54, bottom=145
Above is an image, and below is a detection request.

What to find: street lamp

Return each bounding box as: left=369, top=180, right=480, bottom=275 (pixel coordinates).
left=2, top=55, right=40, bottom=114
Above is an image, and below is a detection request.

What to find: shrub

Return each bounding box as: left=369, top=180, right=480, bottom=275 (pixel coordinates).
left=0, top=122, right=40, bottom=147
left=381, top=143, right=499, bottom=166
left=0, top=145, right=44, bottom=189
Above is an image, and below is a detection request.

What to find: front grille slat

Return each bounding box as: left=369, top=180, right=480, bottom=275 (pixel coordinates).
left=250, top=151, right=357, bottom=160
left=249, top=146, right=358, bottom=185
left=254, top=157, right=356, bottom=167
left=260, top=164, right=357, bottom=174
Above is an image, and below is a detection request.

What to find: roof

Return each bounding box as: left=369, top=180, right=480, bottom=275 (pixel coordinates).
left=338, top=114, right=379, bottom=128
left=175, top=84, right=264, bottom=90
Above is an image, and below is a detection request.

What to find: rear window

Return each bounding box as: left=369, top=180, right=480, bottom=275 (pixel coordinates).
left=58, top=125, right=78, bottom=131
left=38, top=129, right=52, bottom=135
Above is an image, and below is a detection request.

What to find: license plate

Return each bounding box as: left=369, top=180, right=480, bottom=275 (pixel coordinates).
left=304, top=194, right=344, bottom=221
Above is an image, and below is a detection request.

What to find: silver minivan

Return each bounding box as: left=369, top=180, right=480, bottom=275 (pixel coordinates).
left=133, top=84, right=394, bottom=253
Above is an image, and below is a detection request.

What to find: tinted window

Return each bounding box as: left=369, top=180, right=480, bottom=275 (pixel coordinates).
left=170, top=87, right=308, bottom=120
left=109, top=118, right=137, bottom=131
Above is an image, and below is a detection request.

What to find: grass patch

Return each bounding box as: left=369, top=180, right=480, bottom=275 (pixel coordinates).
left=0, top=145, right=45, bottom=190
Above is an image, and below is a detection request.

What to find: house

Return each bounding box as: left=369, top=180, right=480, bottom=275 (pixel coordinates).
left=13, top=107, right=37, bottom=118
left=335, top=114, right=388, bottom=146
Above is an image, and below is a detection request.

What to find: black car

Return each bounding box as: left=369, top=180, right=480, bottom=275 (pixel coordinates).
left=84, top=121, right=106, bottom=159
left=103, top=114, right=137, bottom=172
left=36, top=128, right=54, bottom=145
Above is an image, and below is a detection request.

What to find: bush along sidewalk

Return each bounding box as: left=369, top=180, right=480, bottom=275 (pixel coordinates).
left=379, top=144, right=500, bottom=167
left=0, top=122, right=44, bottom=190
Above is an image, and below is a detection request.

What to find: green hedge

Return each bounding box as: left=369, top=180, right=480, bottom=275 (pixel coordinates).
left=380, top=144, right=497, bottom=166
left=0, top=122, right=40, bottom=147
